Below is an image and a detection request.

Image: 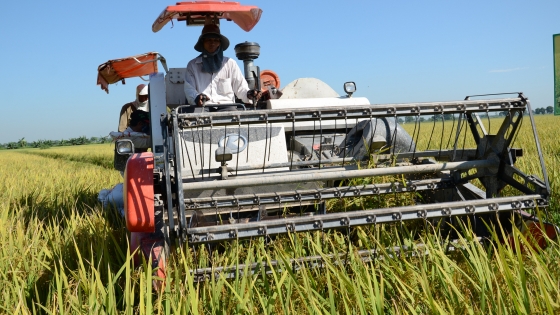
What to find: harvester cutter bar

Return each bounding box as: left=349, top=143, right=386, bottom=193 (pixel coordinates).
left=190, top=238, right=479, bottom=282
left=176, top=97, right=525, bottom=127
left=187, top=194, right=545, bottom=244
left=185, top=178, right=452, bottom=210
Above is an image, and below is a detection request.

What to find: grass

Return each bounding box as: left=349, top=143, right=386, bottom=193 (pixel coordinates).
left=1, top=115, right=560, bottom=313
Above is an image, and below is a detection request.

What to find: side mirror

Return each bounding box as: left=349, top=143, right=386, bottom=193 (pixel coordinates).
left=344, top=81, right=356, bottom=98
left=116, top=139, right=135, bottom=155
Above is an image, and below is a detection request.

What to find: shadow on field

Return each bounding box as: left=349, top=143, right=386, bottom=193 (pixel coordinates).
left=18, top=150, right=115, bottom=170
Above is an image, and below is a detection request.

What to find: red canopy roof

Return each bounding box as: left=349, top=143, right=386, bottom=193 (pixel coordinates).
left=152, top=1, right=262, bottom=33
left=97, top=52, right=159, bottom=94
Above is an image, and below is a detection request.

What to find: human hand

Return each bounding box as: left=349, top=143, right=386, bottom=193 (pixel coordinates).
left=247, top=89, right=262, bottom=101
left=195, top=94, right=209, bottom=106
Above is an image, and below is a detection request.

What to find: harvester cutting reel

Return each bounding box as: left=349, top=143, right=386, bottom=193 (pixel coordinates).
left=150, top=93, right=555, bottom=280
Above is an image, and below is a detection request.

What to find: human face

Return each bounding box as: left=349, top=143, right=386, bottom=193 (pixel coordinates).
left=203, top=37, right=220, bottom=53
left=138, top=94, right=148, bottom=103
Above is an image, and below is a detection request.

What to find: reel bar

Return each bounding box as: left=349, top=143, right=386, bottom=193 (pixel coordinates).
left=184, top=178, right=452, bottom=210
left=190, top=238, right=478, bottom=282
left=177, top=98, right=525, bottom=127
left=182, top=159, right=497, bottom=191
left=219, top=149, right=478, bottom=173
left=187, top=195, right=544, bottom=244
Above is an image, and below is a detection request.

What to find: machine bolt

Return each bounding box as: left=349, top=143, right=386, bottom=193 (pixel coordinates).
left=314, top=221, right=323, bottom=229
left=442, top=208, right=452, bottom=216
left=417, top=210, right=427, bottom=218
left=340, top=218, right=350, bottom=226
left=488, top=203, right=499, bottom=211
left=392, top=213, right=402, bottom=220
left=465, top=205, right=475, bottom=213
left=229, top=230, right=237, bottom=238
left=408, top=184, right=417, bottom=191
left=511, top=201, right=521, bottom=209
left=258, top=227, right=266, bottom=235
left=366, top=215, right=376, bottom=223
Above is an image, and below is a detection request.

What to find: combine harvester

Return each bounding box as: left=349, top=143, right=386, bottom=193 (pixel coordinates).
left=98, top=1, right=558, bottom=283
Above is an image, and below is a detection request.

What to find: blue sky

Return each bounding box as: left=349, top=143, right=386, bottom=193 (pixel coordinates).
left=0, top=0, right=559, bottom=143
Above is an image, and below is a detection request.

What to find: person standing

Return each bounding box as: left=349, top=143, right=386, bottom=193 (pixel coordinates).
left=118, top=84, right=149, bottom=132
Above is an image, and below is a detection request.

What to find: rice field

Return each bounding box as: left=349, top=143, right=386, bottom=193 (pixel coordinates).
left=1, top=115, right=560, bottom=314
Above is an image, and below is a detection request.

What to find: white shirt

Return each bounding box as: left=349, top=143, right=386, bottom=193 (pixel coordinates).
left=184, top=56, right=252, bottom=105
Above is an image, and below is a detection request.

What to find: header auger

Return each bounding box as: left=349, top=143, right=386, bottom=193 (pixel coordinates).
left=98, top=1, right=558, bottom=285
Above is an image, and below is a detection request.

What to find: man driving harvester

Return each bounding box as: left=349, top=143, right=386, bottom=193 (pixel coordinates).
left=183, top=24, right=261, bottom=111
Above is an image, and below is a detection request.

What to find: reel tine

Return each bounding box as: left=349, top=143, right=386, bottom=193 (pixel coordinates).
left=222, top=125, right=227, bottom=166
left=445, top=113, right=456, bottom=149
left=451, top=112, right=465, bottom=162
left=349, top=118, right=357, bottom=157
left=367, top=114, right=374, bottom=160
left=318, top=115, right=323, bottom=169
left=290, top=112, right=295, bottom=170
left=246, top=123, right=250, bottom=163
left=181, top=127, right=196, bottom=179
left=438, top=114, right=444, bottom=160
left=411, top=114, right=421, bottom=160
left=267, top=118, right=273, bottom=162
left=483, top=110, right=490, bottom=157
left=461, top=114, right=468, bottom=159
left=200, top=126, right=204, bottom=179
left=342, top=115, right=348, bottom=165
left=333, top=115, right=338, bottom=157
left=391, top=114, right=398, bottom=156
left=190, top=127, right=198, bottom=165
left=426, top=113, right=437, bottom=151
left=235, top=119, right=241, bottom=176
left=262, top=120, right=268, bottom=173
left=208, top=125, right=213, bottom=177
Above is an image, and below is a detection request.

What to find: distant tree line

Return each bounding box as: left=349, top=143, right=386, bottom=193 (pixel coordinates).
left=398, top=106, right=554, bottom=123
left=0, top=136, right=112, bottom=150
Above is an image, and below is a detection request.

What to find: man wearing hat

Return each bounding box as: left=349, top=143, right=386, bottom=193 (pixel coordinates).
left=118, top=84, right=149, bottom=132
left=184, top=24, right=260, bottom=110
left=113, top=109, right=151, bottom=172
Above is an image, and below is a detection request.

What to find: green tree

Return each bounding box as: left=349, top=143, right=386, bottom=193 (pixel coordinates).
left=17, top=138, right=27, bottom=148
